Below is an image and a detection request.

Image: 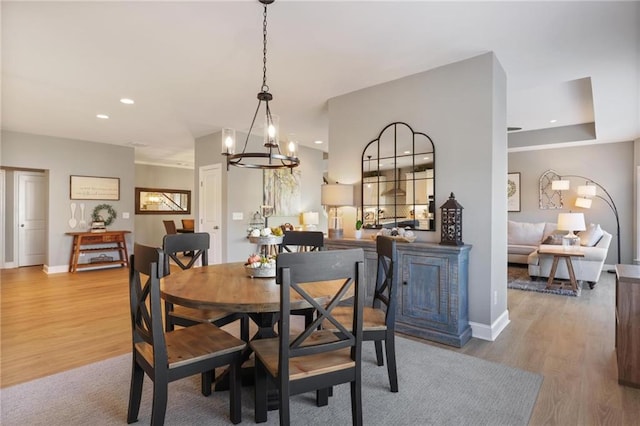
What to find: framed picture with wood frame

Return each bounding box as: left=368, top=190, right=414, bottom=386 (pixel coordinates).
left=70, top=175, right=120, bottom=200
left=507, top=172, right=521, bottom=212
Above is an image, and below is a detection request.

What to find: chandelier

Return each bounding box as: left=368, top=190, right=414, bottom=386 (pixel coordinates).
left=221, top=0, right=300, bottom=170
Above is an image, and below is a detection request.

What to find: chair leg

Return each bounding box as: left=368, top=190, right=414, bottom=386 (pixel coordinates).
left=385, top=333, right=398, bottom=392
left=374, top=340, right=384, bottom=366
left=150, top=380, right=168, bottom=426
left=201, top=370, right=213, bottom=396
left=164, top=301, right=175, bottom=332
left=316, top=388, right=329, bottom=406
left=351, top=378, right=363, bottom=426
left=127, top=360, right=144, bottom=424
left=230, top=358, right=242, bottom=425
left=279, top=379, right=290, bottom=426
left=254, top=360, right=268, bottom=423
left=240, top=315, right=250, bottom=343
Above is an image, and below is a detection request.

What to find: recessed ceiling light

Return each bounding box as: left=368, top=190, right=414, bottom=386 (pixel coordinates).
left=96, top=114, right=109, bottom=119
left=550, top=119, right=557, bottom=123
left=404, top=151, right=411, bottom=154
left=314, top=140, right=323, bottom=145
left=120, top=98, right=135, bottom=105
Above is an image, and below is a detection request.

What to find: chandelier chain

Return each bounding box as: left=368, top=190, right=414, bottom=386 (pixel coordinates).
left=262, top=4, right=269, bottom=93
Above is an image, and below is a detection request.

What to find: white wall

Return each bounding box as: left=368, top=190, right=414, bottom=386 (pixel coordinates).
left=327, top=53, right=508, bottom=337
left=1, top=130, right=135, bottom=271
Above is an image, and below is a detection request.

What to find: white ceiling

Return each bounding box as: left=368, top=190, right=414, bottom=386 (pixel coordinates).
left=2, top=1, right=639, bottom=169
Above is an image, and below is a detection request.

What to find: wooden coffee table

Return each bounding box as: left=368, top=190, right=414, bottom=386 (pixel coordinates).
left=538, top=246, right=585, bottom=291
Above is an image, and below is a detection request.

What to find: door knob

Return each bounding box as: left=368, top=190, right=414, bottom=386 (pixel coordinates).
left=21, top=224, right=25, bottom=227
left=213, top=226, right=219, bottom=230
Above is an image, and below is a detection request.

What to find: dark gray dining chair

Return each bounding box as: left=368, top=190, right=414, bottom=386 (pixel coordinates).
left=250, top=248, right=365, bottom=425
left=162, top=233, right=249, bottom=342
left=127, top=243, right=244, bottom=425
left=326, top=235, right=400, bottom=392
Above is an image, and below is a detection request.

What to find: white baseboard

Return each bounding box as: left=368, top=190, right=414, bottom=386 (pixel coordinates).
left=470, top=309, right=510, bottom=341
left=44, top=264, right=69, bottom=274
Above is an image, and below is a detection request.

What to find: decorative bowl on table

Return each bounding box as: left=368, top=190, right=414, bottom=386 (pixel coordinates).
left=244, top=254, right=277, bottom=278
left=370, top=228, right=417, bottom=243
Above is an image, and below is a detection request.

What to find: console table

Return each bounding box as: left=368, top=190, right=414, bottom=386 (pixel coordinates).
left=614, top=264, right=640, bottom=388
left=66, top=230, right=130, bottom=272
left=325, top=238, right=472, bottom=347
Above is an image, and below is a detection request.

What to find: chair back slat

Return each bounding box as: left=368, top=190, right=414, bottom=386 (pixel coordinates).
left=374, top=236, right=399, bottom=327
left=129, top=243, right=167, bottom=364
left=162, top=232, right=210, bottom=271
left=163, top=220, right=177, bottom=235
left=279, top=231, right=324, bottom=253
left=276, top=249, right=364, bottom=370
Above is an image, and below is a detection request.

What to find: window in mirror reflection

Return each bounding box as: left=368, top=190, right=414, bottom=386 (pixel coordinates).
left=135, top=187, right=191, bottom=214
left=361, top=122, right=435, bottom=231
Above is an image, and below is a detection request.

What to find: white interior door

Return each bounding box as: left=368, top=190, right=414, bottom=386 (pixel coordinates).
left=199, top=164, right=222, bottom=264
left=18, top=171, right=46, bottom=266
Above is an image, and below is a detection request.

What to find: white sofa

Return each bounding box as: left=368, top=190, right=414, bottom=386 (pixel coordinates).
left=508, top=221, right=557, bottom=264
left=528, top=230, right=612, bottom=287
left=508, top=220, right=611, bottom=287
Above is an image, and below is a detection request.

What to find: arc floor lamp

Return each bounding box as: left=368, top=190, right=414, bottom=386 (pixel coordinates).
left=552, top=175, right=620, bottom=271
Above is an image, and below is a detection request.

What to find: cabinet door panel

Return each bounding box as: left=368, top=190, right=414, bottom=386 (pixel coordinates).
left=400, top=254, right=449, bottom=326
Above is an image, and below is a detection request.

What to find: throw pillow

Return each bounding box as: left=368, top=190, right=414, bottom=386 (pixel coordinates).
left=542, top=234, right=563, bottom=245
left=578, top=223, right=604, bottom=247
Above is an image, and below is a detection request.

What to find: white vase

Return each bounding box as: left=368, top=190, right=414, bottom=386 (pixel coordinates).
left=354, top=230, right=363, bottom=239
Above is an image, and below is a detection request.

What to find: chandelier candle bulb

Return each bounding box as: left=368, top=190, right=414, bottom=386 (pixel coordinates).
left=222, top=128, right=236, bottom=155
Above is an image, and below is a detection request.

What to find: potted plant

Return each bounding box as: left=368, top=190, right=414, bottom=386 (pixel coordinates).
left=355, top=220, right=363, bottom=239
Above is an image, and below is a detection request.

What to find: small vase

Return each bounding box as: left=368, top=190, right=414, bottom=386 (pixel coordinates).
left=354, top=230, right=363, bottom=239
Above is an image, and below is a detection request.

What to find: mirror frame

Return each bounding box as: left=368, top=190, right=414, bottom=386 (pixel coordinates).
left=361, top=122, right=436, bottom=231
left=135, top=187, right=191, bottom=215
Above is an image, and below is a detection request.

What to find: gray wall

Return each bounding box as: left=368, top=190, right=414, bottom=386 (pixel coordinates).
left=134, top=164, right=194, bottom=247
left=508, top=141, right=634, bottom=265
left=327, top=53, right=508, bottom=332
left=195, top=131, right=326, bottom=263
left=1, top=130, right=135, bottom=270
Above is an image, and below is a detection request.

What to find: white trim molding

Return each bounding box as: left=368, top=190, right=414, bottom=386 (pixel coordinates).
left=470, top=309, right=510, bottom=341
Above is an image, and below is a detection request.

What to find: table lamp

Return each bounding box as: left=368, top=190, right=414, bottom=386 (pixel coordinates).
left=321, top=183, right=353, bottom=239
left=557, top=212, right=586, bottom=249
left=300, top=211, right=319, bottom=231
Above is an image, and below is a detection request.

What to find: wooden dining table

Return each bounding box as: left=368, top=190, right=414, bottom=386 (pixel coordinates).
left=160, top=261, right=347, bottom=340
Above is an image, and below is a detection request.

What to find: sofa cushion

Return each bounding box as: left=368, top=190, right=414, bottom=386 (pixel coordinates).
left=508, top=221, right=546, bottom=246
left=578, top=223, right=604, bottom=247
left=509, top=244, right=538, bottom=256
left=542, top=222, right=558, bottom=241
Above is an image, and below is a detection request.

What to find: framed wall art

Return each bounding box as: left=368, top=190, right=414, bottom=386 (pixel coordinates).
left=507, top=172, right=521, bottom=212
left=70, top=175, right=120, bottom=200
left=263, top=169, right=301, bottom=216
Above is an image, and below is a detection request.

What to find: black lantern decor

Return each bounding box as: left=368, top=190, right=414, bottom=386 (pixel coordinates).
left=440, top=192, right=464, bottom=246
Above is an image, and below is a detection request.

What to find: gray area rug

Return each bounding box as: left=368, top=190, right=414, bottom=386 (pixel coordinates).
left=508, top=265, right=581, bottom=297
left=1, top=336, right=542, bottom=426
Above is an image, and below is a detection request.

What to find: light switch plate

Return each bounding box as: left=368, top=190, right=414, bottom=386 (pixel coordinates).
left=232, top=212, right=243, bottom=220
left=122, top=212, right=130, bottom=219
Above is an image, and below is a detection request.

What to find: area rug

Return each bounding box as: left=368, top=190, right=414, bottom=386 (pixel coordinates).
left=0, top=336, right=542, bottom=426
left=508, top=265, right=582, bottom=296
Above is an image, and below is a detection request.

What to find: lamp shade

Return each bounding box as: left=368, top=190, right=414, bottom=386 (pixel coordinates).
left=551, top=180, right=571, bottom=191
left=321, top=184, right=353, bottom=207
left=575, top=197, right=593, bottom=209
left=557, top=212, right=586, bottom=232
left=577, top=184, right=597, bottom=197
left=301, top=211, right=319, bottom=226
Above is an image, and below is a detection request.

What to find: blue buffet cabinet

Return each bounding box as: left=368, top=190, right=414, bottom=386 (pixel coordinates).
left=325, top=238, right=471, bottom=347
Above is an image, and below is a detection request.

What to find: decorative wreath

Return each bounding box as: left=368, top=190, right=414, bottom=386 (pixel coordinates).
left=507, top=179, right=517, bottom=198
left=92, top=204, right=117, bottom=226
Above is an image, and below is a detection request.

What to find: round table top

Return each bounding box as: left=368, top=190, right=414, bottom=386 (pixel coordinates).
left=160, top=262, right=345, bottom=313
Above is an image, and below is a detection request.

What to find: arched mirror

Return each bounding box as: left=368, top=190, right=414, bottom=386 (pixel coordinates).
left=361, top=122, right=435, bottom=231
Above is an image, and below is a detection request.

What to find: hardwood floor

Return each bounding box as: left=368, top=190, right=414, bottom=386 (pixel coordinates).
left=1, top=265, right=639, bottom=425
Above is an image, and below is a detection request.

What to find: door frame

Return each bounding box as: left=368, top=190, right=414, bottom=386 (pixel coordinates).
left=0, top=169, right=5, bottom=268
